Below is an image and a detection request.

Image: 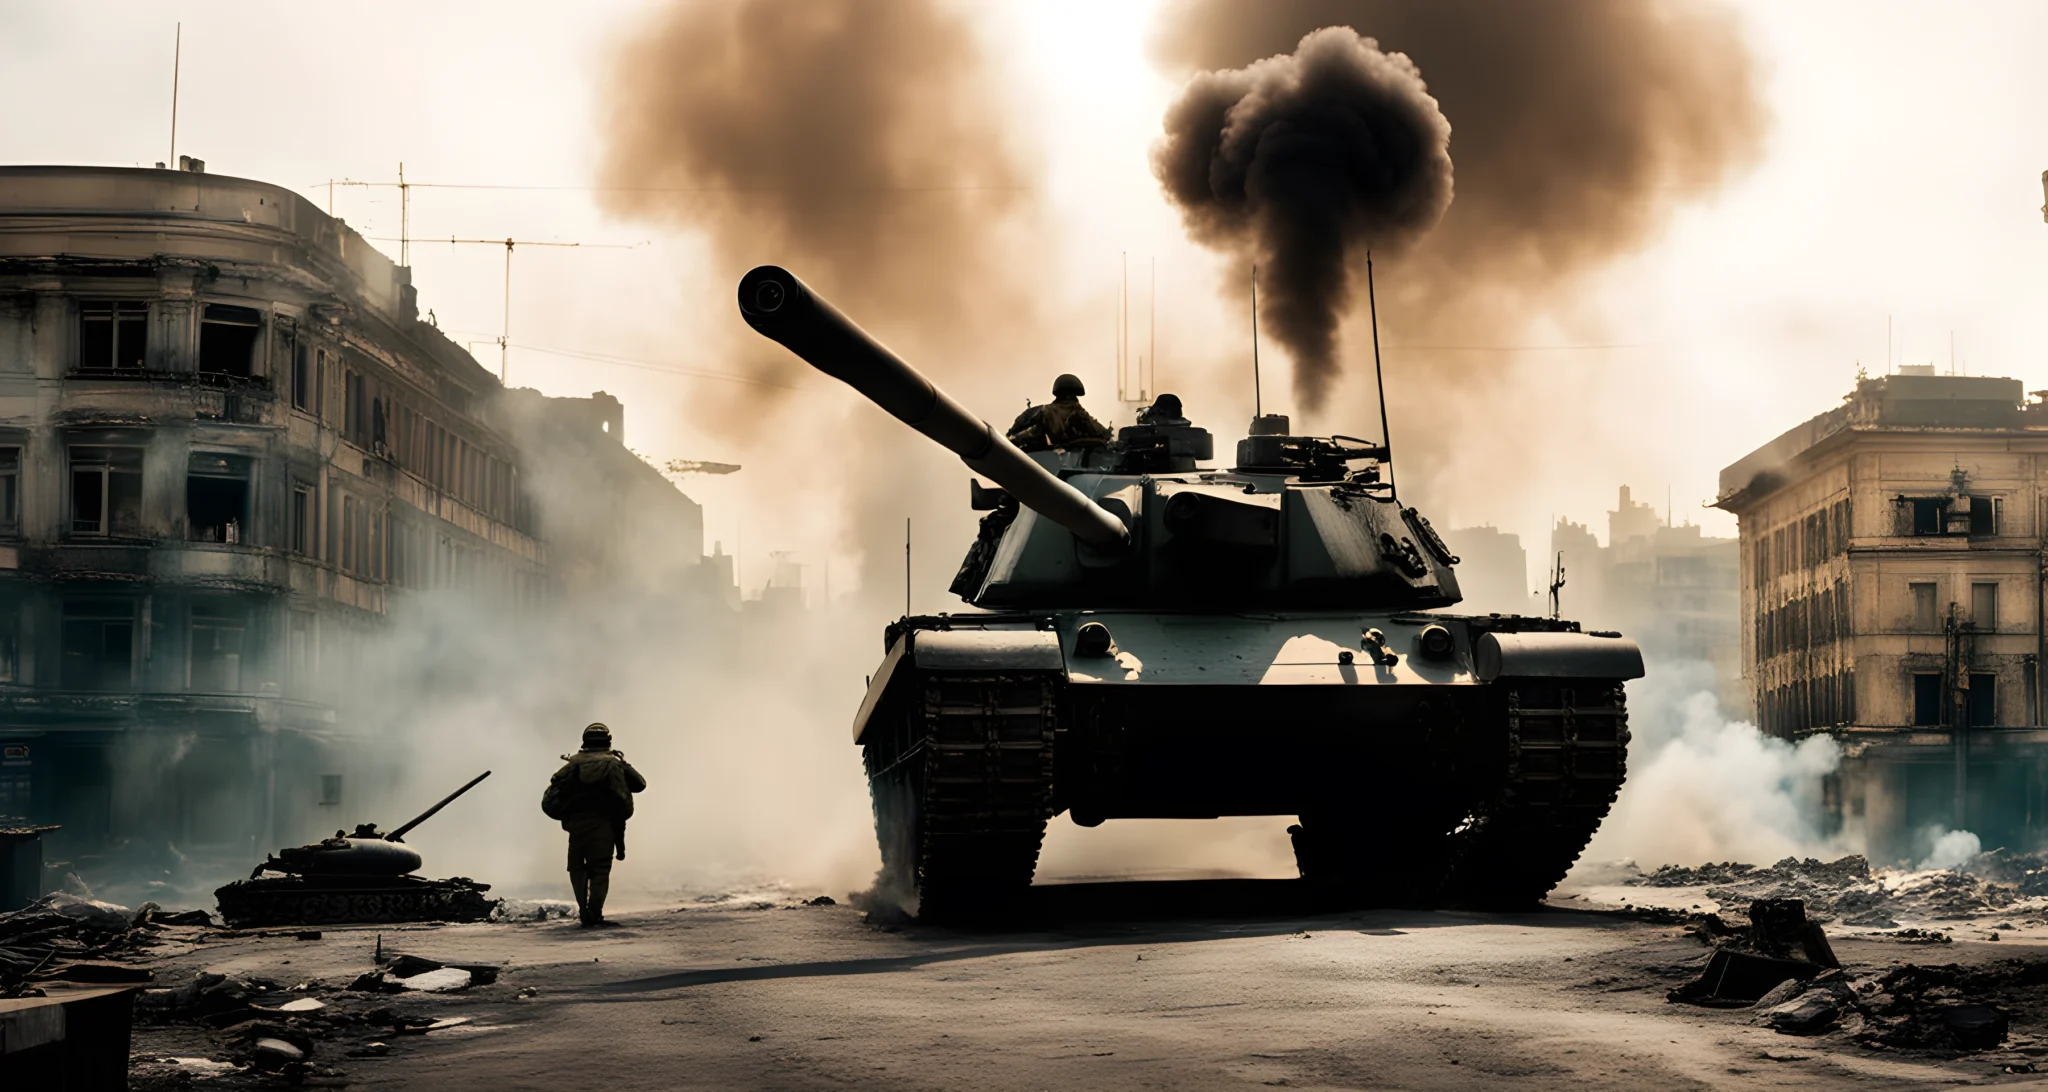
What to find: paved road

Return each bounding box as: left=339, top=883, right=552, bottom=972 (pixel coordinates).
left=131, top=880, right=2035, bottom=1090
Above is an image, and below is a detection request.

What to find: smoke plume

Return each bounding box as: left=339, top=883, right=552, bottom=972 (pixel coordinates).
left=1153, top=0, right=1765, bottom=409
left=1154, top=27, right=1453, bottom=409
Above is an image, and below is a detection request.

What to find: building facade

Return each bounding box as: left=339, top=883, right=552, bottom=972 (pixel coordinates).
left=1716, top=369, right=2048, bottom=857
left=0, top=164, right=702, bottom=875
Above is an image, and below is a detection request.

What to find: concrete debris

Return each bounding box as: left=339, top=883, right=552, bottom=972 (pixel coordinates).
left=803, top=895, right=838, bottom=907
left=273, top=996, right=326, bottom=1013
left=398, top=966, right=473, bottom=992
left=1630, top=852, right=2048, bottom=926
left=0, top=892, right=208, bottom=995
left=1669, top=948, right=1820, bottom=1006
left=252, top=1036, right=307, bottom=1067
left=1670, top=899, right=1834, bottom=1006
left=1760, top=992, right=1840, bottom=1035
left=1750, top=978, right=1805, bottom=1010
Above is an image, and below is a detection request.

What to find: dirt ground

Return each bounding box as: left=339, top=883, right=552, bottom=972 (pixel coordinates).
left=118, top=879, right=2048, bottom=1091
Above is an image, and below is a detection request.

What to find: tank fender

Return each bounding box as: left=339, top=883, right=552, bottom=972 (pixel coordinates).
left=1474, top=631, right=1644, bottom=682
left=851, top=629, right=1066, bottom=743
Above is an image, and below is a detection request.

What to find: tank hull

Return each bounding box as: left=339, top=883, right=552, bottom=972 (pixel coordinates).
left=213, top=875, right=497, bottom=929
left=858, top=610, right=1639, bottom=918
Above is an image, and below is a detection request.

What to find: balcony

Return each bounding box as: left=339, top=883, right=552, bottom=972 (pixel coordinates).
left=62, top=369, right=276, bottom=426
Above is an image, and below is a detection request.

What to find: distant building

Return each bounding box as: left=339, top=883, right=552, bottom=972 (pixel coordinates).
left=1716, top=369, right=2048, bottom=858
left=0, top=165, right=703, bottom=868
left=1440, top=525, right=1535, bottom=615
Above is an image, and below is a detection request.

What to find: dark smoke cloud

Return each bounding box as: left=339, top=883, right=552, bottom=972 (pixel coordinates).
left=1153, top=0, right=1766, bottom=397
left=599, top=0, right=1027, bottom=353
left=1154, top=27, right=1452, bottom=409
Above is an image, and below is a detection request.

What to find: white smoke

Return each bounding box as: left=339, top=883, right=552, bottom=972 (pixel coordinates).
left=1916, top=826, right=1983, bottom=871
left=1575, top=658, right=1856, bottom=872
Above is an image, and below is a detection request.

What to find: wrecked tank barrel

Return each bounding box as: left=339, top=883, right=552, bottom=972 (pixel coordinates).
left=736, top=265, right=1132, bottom=550
left=385, top=770, right=491, bottom=843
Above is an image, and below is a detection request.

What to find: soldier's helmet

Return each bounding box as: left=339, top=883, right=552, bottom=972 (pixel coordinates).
left=582, top=722, right=612, bottom=749
left=1052, top=373, right=1085, bottom=399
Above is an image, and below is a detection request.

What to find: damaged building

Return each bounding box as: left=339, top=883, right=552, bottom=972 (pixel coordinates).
left=1717, top=367, right=2048, bottom=859
left=0, top=164, right=706, bottom=879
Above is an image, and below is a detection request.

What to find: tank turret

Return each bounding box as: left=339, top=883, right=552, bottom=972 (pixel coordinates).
left=738, top=265, right=1459, bottom=611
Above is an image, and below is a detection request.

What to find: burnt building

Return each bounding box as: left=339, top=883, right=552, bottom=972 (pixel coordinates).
left=1716, top=367, right=2048, bottom=858
left=0, top=164, right=703, bottom=876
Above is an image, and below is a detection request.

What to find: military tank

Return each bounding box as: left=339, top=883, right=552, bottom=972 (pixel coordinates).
left=214, top=771, right=498, bottom=928
left=737, top=266, right=1644, bottom=917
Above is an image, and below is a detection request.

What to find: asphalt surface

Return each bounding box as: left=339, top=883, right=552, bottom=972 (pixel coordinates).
left=125, top=879, right=2048, bottom=1090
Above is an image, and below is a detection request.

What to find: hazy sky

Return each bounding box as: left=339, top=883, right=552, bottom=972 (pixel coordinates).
left=6, top=0, right=2048, bottom=601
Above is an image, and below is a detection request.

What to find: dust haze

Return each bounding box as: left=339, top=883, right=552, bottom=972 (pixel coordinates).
left=1154, top=26, right=1452, bottom=410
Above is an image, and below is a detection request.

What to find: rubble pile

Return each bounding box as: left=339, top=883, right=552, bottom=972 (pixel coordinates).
left=0, top=892, right=207, bottom=995
left=1633, top=853, right=2047, bottom=928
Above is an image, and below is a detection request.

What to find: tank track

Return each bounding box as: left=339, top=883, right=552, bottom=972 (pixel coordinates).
left=1437, top=677, right=1631, bottom=908
left=866, top=671, right=1057, bottom=920
left=1288, top=678, right=1629, bottom=909
left=213, top=877, right=498, bottom=930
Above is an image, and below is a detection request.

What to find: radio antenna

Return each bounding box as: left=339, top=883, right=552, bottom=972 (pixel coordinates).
left=1251, top=264, right=1262, bottom=418
left=1365, top=249, right=1397, bottom=504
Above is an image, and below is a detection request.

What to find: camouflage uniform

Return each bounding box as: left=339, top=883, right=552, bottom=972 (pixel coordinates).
left=549, top=740, right=646, bottom=926
left=1006, top=398, right=1109, bottom=451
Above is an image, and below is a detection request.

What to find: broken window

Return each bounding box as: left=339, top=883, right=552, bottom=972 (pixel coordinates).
left=60, top=599, right=134, bottom=691
left=1911, top=498, right=1945, bottom=535
left=372, top=397, right=387, bottom=454
left=1972, top=497, right=2000, bottom=536
left=69, top=446, right=143, bottom=536
left=0, top=447, right=20, bottom=534
left=189, top=600, right=246, bottom=692
left=197, top=303, right=261, bottom=378
left=186, top=453, right=250, bottom=544
left=291, top=484, right=312, bottom=555
left=1967, top=673, right=1997, bottom=728
left=1910, top=582, right=1937, bottom=631
left=1912, top=673, right=1944, bottom=726
left=77, top=301, right=147, bottom=370
left=1972, top=582, right=1998, bottom=631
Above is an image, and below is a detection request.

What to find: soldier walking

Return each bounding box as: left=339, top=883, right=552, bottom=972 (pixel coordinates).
left=543, top=722, right=646, bottom=927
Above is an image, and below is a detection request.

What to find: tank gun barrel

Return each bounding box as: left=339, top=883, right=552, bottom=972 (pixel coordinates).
left=736, top=266, right=1131, bottom=550
left=385, top=770, right=491, bottom=843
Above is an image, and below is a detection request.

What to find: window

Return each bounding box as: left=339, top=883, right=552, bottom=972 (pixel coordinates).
left=1910, top=582, right=1937, bottom=631
left=1970, top=497, right=1999, bottom=536
left=341, top=494, right=356, bottom=573
left=1967, top=673, right=1997, bottom=728
left=69, top=446, right=143, bottom=536
left=288, top=610, right=314, bottom=687
left=77, top=301, right=147, bottom=370
left=1972, top=582, right=1998, bottom=631
left=344, top=370, right=367, bottom=445
left=296, top=347, right=321, bottom=413
left=60, top=599, right=134, bottom=691
left=320, top=774, right=343, bottom=807
left=1913, top=673, right=1944, bottom=726
left=0, top=447, right=19, bottom=533
left=372, top=397, right=387, bottom=454
left=291, top=484, right=313, bottom=555
left=187, top=453, right=250, bottom=544
left=276, top=320, right=299, bottom=402
left=0, top=601, right=21, bottom=684
left=197, top=304, right=260, bottom=378
left=189, top=600, right=246, bottom=692
left=1911, top=498, right=1945, bottom=535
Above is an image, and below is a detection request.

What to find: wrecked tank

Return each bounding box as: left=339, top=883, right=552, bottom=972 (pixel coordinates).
left=737, top=266, right=1645, bottom=918
left=214, top=772, right=498, bottom=929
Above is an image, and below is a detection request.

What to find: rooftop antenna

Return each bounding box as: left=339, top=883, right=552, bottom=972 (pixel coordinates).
left=393, top=235, right=641, bottom=383
left=1251, top=264, right=1263, bottom=418
left=166, top=23, right=181, bottom=166
left=1365, top=248, right=1398, bottom=504
left=1148, top=255, right=1156, bottom=402
left=1887, top=313, right=1892, bottom=373
left=398, top=163, right=409, bottom=267
left=1548, top=551, right=1567, bottom=620
left=904, top=517, right=912, bottom=617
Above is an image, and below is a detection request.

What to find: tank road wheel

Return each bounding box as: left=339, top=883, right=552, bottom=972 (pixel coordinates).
left=864, top=672, right=1057, bottom=921
left=1441, top=678, right=1631, bottom=910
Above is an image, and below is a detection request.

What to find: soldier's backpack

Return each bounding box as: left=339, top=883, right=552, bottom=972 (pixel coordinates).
left=540, top=768, right=572, bottom=820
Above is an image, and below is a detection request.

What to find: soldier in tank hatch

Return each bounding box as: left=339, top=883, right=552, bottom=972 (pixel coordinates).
left=1006, top=373, right=1110, bottom=451
left=541, top=722, right=646, bottom=928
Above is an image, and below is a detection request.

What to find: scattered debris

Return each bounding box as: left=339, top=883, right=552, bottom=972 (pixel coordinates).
left=1670, top=899, right=1832, bottom=1006
left=1760, top=991, right=1840, bottom=1035
left=1669, top=948, right=1821, bottom=1006
left=803, top=895, right=837, bottom=907
left=252, top=1036, right=307, bottom=1068
left=0, top=893, right=218, bottom=995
